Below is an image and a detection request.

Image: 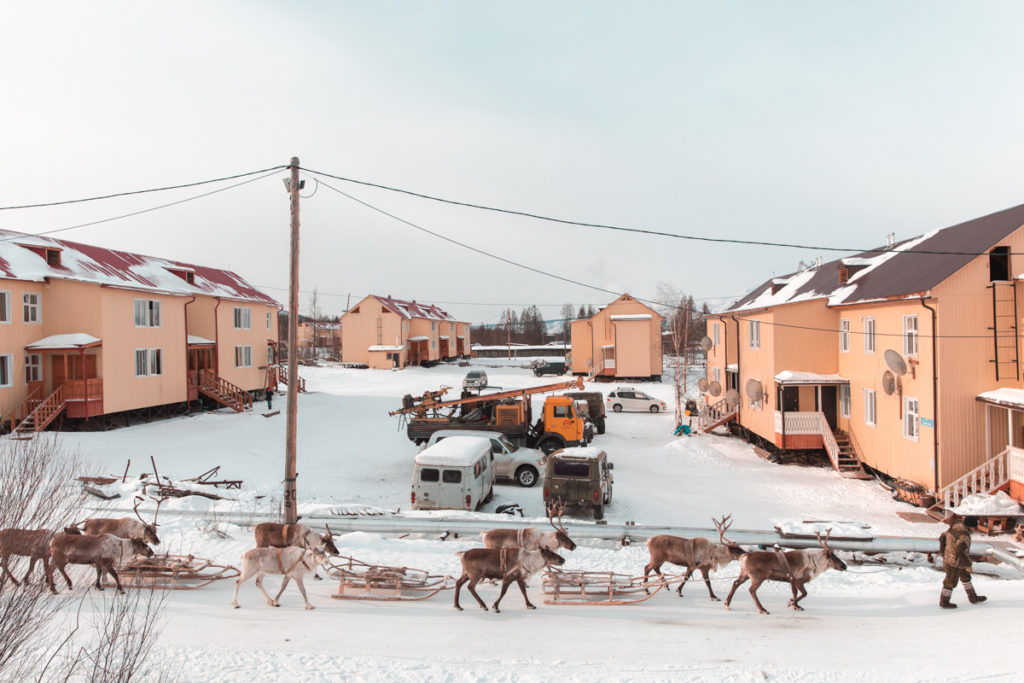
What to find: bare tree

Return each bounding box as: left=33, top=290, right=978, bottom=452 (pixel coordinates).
left=308, top=287, right=322, bottom=360
left=655, top=282, right=692, bottom=427
left=73, top=588, right=169, bottom=682
left=559, top=303, right=575, bottom=345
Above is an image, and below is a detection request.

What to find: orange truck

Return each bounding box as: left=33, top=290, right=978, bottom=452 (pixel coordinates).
left=391, top=378, right=588, bottom=454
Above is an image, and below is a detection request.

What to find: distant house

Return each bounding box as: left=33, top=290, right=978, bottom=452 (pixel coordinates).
left=704, top=203, right=1024, bottom=510
left=296, top=321, right=341, bottom=360
left=0, top=229, right=278, bottom=435
left=569, top=294, right=663, bottom=380
left=340, top=295, right=470, bottom=369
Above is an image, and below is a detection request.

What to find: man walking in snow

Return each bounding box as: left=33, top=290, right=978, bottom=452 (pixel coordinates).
left=938, top=514, right=987, bottom=609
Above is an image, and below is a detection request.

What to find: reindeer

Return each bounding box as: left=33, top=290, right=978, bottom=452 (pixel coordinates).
left=231, top=547, right=328, bottom=610
left=724, top=530, right=847, bottom=614
left=253, top=522, right=339, bottom=580
left=78, top=498, right=161, bottom=546
left=0, top=526, right=82, bottom=591
left=481, top=501, right=577, bottom=554
left=454, top=546, right=565, bottom=613
left=643, top=514, right=746, bottom=600
left=48, top=532, right=154, bottom=594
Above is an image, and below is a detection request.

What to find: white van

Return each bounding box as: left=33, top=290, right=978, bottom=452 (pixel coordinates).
left=411, top=436, right=495, bottom=511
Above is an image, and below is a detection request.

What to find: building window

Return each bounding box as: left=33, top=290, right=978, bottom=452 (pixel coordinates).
left=24, top=354, right=41, bottom=383
left=267, top=312, right=272, bottom=330
left=839, top=319, right=850, bottom=352
left=0, top=355, right=11, bottom=387
left=864, top=389, right=876, bottom=427
left=748, top=320, right=760, bottom=349
left=864, top=317, right=875, bottom=353
left=235, top=345, right=252, bottom=368
left=234, top=307, right=251, bottom=330
left=712, top=322, right=720, bottom=346
left=904, top=397, right=919, bottom=441
left=23, top=293, right=40, bottom=323
left=713, top=367, right=721, bottom=385
left=840, top=385, right=850, bottom=418
left=903, top=315, right=918, bottom=357
left=990, top=246, right=1010, bottom=281
left=0, top=291, right=9, bottom=323
left=432, top=321, right=437, bottom=331
left=267, top=345, right=275, bottom=365
left=135, top=349, right=162, bottom=377
left=134, top=299, right=161, bottom=327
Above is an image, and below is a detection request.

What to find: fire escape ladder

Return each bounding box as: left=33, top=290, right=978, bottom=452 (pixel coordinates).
left=989, top=282, right=1019, bottom=381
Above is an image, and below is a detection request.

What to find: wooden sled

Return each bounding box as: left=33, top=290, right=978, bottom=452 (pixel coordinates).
left=328, top=555, right=455, bottom=601
left=542, top=568, right=682, bottom=605
left=114, top=554, right=239, bottom=590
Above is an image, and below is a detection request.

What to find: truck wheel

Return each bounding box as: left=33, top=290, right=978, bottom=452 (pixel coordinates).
left=538, top=437, right=563, bottom=455
left=649, top=405, right=659, bottom=413
left=612, top=404, right=623, bottom=413
left=515, top=466, right=538, bottom=488
left=596, top=419, right=606, bottom=435
left=593, top=504, right=604, bottom=521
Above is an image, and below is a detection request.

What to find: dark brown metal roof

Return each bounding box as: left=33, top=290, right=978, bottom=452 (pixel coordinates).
left=728, top=202, right=1024, bottom=312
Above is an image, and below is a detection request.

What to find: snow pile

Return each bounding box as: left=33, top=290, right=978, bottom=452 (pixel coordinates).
left=953, top=491, right=1023, bottom=516
left=775, top=520, right=874, bottom=540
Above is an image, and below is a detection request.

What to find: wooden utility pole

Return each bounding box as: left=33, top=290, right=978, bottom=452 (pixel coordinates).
left=284, top=156, right=301, bottom=525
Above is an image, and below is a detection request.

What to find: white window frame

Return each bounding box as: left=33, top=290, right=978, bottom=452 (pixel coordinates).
left=840, top=384, right=850, bottom=418
left=23, top=292, right=40, bottom=324
left=903, top=314, right=919, bottom=357
left=267, top=345, right=274, bottom=365
left=235, top=345, right=252, bottom=368
left=133, top=299, right=161, bottom=327
left=864, top=317, right=875, bottom=354
left=24, top=353, right=41, bottom=383
left=904, top=397, right=919, bottom=441
left=135, top=348, right=162, bottom=377
left=712, top=322, right=720, bottom=346
left=0, top=354, right=11, bottom=387
left=0, top=290, right=10, bottom=324
left=234, top=307, right=251, bottom=330
left=864, top=388, right=876, bottom=427
left=748, top=319, right=760, bottom=350
left=149, top=348, right=162, bottom=376
left=713, top=367, right=721, bottom=385
left=839, top=319, right=850, bottom=353
left=267, top=311, right=272, bottom=330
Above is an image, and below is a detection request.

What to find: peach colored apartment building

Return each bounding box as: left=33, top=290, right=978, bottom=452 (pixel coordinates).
left=340, top=295, right=470, bottom=369
left=570, top=294, right=663, bottom=380
left=0, top=229, right=278, bottom=435
left=296, top=321, right=341, bottom=359
left=703, top=203, right=1024, bottom=510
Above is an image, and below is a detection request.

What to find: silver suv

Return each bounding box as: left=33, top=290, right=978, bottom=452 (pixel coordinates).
left=425, top=430, right=544, bottom=487
left=462, top=370, right=488, bottom=390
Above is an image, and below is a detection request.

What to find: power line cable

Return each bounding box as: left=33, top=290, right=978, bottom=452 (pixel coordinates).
left=1, top=170, right=281, bottom=243
left=0, top=165, right=288, bottom=211
left=301, top=166, right=1021, bottom=258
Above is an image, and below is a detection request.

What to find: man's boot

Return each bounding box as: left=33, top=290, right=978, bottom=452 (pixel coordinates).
left=964, top=582, right=987, bottom=604
left=940, top=588, right=957, bottom=609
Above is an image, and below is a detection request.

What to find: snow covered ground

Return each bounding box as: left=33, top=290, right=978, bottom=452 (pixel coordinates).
left=36, top=360, right=1024, bottom=681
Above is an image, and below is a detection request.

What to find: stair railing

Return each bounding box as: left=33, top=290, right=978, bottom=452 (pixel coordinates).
left=940, top=448, right=1011, bottom=511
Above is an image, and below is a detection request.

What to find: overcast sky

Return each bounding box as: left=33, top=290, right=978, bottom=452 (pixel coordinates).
left=5, top=2, right=1024, bottom=324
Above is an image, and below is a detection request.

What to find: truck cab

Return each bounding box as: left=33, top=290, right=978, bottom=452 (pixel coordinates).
left=535, top=395, right=586, bottom=455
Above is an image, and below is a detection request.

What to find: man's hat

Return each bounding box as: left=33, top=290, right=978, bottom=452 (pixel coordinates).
left=964, top=515, right=979, bottom=529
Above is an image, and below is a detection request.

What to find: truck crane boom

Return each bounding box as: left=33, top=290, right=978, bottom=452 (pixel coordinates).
left=390, top=376, right=585, bottom=417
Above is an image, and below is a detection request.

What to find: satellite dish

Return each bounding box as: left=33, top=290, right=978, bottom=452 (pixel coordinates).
left=882, top=370, right=896, bottom=395
left=725, top=388, right=740, bottom=408
left=698, top=377, right=709, bottom=393
left=884, top=349, right=907, bottom=376
left=745, top=378, right=764, bottom=401
left=700, top=336, right=713, bottom=352
left=708, top=381, right=722, bottom=397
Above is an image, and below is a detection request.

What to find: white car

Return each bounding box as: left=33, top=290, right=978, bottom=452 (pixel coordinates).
left=605, top=387, right=667, bottom=413
left=425, top=430, right=545, bottom=487
left=462, top=370, right=488, bottom=390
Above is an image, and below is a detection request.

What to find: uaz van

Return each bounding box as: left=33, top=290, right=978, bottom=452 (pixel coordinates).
left=411, top=436, right=495, bottom=511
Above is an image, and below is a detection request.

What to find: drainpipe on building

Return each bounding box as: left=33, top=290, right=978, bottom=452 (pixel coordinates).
left=728, top=314, right=741, bottom=424
left=920, top=297, right=940, bottom=493
left=184, top=296, right=196, bottom=401
left=214, top=298, right=221, bottom=376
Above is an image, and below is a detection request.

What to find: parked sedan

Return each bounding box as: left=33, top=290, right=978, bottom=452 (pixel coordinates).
left=425, top=430, right=545, bottom=487
left=605, top=387, right=667, bottom=413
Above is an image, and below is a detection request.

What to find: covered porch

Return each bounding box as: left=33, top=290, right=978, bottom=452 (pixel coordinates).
left=187, top=335, right=217, bottom=401
left=407, top=336, right=430, bottom=366
left=13, top=334, right=103, bottom=435
left=970, top=389, right=1024, bottom=507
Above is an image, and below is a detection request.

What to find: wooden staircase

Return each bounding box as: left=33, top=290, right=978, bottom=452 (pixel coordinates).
left=698, top=398, right=738, bottom=433
left=833, top=430, right=871, bottom=479
left=278, top=365, right=306, bottom=393
left=197, top=370, right=253, bottom=412
left=937, top=449, right=1011, bottom=512
left=11, top=385, right=68, bottom=438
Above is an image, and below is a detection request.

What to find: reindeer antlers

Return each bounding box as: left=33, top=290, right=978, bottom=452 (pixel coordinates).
left=815, top=527, right=834, bottom=550
left=712, top=514, right=736, bottom=546
left=546, top=500, right=567, bottom=532
left=133, top=495, right=165, bottom=527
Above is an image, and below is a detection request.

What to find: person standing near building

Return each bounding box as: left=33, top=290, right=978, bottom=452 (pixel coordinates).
left=938, top=514, right=987, bottom=609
